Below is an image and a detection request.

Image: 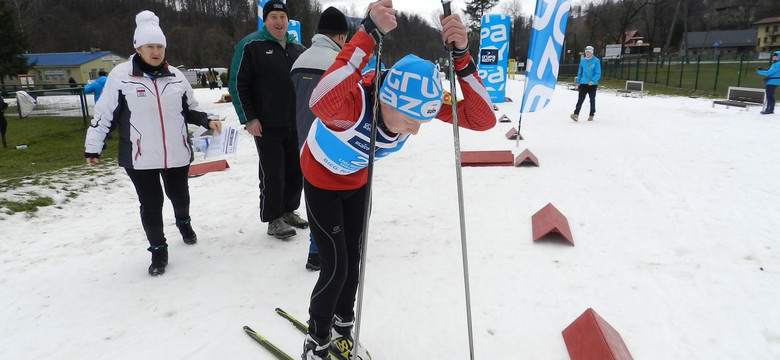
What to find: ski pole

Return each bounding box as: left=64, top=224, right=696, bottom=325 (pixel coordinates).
left=353, top=31, right=384, bottom=360
left=441, top=1, right=476, bottom=359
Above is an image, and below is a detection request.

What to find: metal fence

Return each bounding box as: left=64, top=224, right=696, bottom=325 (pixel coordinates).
left=2, top=85, right=91, bottom=127
left=598, top=53, right=774, bottom=96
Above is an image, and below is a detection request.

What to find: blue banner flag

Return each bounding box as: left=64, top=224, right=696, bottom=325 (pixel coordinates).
left=520, top=0, right=571, bottom=113
left=478, top=15, right=510, bottom=103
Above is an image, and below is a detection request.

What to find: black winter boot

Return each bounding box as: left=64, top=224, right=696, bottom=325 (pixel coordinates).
left=176, top=218, right=197, bottom=245
left=148, top=245, right=168, bottom=276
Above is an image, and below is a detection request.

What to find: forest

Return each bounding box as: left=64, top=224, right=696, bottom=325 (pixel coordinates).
left=1, top=0, right=780, bottom=75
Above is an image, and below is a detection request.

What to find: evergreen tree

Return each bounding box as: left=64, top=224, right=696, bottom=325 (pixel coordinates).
left=464, top=0, right=499, bottom=32
left=0, top=0, right=29, bottom=88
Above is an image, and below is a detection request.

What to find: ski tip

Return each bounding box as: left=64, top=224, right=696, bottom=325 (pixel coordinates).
left=243, top=325, right=254, bottom=332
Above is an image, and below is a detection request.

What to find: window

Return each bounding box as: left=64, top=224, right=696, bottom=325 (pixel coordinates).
left=757, top=38, right=761, bottom=46
left=774, top=25, right=779, bottom=32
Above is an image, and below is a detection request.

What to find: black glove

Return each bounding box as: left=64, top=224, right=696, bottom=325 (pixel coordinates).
left=757, top=67, right=766, bottom=71
left=361, top=13, right=385, bottom=44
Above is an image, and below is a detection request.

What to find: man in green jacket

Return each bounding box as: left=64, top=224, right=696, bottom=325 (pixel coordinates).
left=228, top=0, right=309, bottom=239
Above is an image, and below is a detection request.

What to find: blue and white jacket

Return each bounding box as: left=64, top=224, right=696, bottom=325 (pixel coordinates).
left=577, top=55, right=601, bottom=85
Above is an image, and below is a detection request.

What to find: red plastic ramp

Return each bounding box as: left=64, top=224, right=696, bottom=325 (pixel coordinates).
left=562, top=308, right=634, bottom=360
left=531, top=203, right=574, bottom=245
left=460, top=150, right=514, bottom=167
left=514, top=149, right=539, bottom=167
left=188, top=160, right=230, bottom=177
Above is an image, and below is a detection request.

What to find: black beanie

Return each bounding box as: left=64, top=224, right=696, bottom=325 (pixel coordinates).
left=263, top=0, right=288, bottom=21
left=316, top=7, right=349, bottom=35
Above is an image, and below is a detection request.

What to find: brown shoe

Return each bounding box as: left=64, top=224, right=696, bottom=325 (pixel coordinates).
left=570, top=114, right=578, bottom=122
left=587, top=116, right=594, bottom=121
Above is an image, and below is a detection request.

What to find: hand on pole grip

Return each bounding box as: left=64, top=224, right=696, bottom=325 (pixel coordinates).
left=440, top=1, right=468, bottom=55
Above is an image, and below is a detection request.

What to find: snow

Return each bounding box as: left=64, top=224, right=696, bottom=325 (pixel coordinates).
left=2, top=79, right=780, bottom=360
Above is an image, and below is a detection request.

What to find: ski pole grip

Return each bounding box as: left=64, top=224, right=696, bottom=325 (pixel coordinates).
left=442, top=0, right=451, bottom=16
left=441, top=0, right=454, bottom=50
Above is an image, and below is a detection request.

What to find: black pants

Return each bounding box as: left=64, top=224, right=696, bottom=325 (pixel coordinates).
left=125, top=166, right=190, bottom=247
left=253, top=127, right=303, bottom=222
left=766, top=85, right=777, bottom=113
left=304, top=179, right=367, bottom=340
left=574, top=84, right=598, bottom=116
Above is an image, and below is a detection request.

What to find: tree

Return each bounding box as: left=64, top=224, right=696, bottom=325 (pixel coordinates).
left=0, top=0, right=29, bottom=87
left=464, top=0, right=500, bottom=32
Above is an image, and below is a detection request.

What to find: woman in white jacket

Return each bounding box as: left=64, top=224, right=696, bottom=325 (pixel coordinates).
left=85, top=11, right=221, bottom=276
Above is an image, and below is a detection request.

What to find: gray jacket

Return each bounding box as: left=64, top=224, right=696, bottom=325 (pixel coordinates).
left=290, top=34, right=342, bottom=150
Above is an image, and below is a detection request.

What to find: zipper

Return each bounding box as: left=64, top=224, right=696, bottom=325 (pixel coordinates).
left=152, top=79, right=168, bottom=169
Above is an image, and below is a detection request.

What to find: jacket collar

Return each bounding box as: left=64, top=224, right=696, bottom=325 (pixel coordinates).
left=311, top=34, right=341, bottom=51
left=259, top=25, right=298, bottom=45
left=130, top=54, right=174, bottom=79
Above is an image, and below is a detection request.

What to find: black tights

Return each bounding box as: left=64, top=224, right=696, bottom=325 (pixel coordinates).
left=304, top=179, right=367, bottom=340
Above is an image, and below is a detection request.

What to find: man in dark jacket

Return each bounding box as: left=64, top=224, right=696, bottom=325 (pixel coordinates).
left=290, top=6, right=349, bottom=271
left=228, top=0, right=308, bottom=239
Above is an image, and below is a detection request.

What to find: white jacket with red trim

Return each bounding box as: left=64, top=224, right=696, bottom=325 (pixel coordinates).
left=85, top=55, right=212, bottom=170
left=301, top=31, right=495, bottom=191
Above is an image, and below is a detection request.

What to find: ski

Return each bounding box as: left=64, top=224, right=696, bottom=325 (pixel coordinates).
left=243, top=325, right=295, bottom=360
left=275, top=307, right=309, bottom=334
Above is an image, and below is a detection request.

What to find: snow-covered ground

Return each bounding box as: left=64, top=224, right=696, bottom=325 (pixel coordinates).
left=2, top=78, right=779, bottom=359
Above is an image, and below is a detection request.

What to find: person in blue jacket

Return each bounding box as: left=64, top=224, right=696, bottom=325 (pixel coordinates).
left=571, top=45, right=601, bottom=122
left=757, top=51, right=780, bottom=115
left=84, top=71, right=108, bottom=103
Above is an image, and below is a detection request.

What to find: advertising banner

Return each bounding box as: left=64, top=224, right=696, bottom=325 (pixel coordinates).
left=478, top=14, right=510, bottom=103
left=520, top=0, right=571, bottom=113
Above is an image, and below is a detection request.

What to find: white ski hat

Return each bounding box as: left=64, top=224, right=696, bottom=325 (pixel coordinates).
left=584, top=45, right=594, bottom=52
left=133, top=10, right=167, bottom=48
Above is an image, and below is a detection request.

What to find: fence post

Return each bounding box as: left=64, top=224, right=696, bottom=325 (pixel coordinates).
left=644, top=57, right=649, bottom=82
left=635, top=57, right=640, bottom=80
left=666, top=56, right=672, bottom=87
left=694, top=55, right=701, bottom=90
left=737, top=52, right=744, bottom=87
left=678, top=55, right=685, bottom=88
left=654, top=56, right=659, bottom=84
left=713, top=54, right=721, bottom=93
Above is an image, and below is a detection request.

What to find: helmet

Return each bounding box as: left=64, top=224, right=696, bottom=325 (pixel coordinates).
left=379, top=54, right=443, bottom=121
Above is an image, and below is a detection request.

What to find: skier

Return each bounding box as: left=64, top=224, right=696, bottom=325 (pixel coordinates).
left=757, top=50, right=780, bottom=115
left=299, top=1, right=495, bottom=359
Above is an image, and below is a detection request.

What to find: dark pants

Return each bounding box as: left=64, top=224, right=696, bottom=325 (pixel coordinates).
left=304, top=179, right=367, bottom=340
left=0, top=113, right=6, bottom=148
left=766, top=85, right=777, bottom=113
left=125, top=166, right=190, bottom=247
left=574, top=84, right=598, bottom=116
left=253, top=127, right=303, bottom=222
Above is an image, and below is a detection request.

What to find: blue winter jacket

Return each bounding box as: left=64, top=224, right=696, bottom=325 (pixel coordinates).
left=757, top=51, right=780, bottom=86
left=84, top=75, right=107, bottom=102
left=577, top=55, right=601, bottom=85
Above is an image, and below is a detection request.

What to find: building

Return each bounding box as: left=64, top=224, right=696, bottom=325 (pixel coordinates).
left=753, top=16, right=780, bottom=53
left=622, top=30, right=651, bottom=56
left=21, top=51, right=128, bottom=86
left=680, top=29, right=757, bottom=55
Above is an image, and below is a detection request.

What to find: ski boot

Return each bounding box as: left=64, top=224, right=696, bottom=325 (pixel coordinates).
left=303, top=333, right=330, bottom=360
left=306, top=252, right=321, bottom=271
left=330, top=315, right=372, bottom=360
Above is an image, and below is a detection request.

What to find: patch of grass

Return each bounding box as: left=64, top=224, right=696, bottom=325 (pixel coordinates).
left=0, top=116, right=120, bottom=217
left=0, top=116, right=118, bottom=180
left=0, top=194, right=55, bottom=215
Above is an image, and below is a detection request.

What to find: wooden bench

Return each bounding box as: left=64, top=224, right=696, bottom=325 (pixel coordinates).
left=712, top=86, right=765, bottom=111
left=616, top=80, right=645, bottom=97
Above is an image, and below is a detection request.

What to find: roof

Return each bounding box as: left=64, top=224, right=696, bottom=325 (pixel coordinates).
left=684, top=29, right=757, bottom=48
left=22, top=51, right=126, bottom=67
left=753, top=17, right=780, bottom=25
